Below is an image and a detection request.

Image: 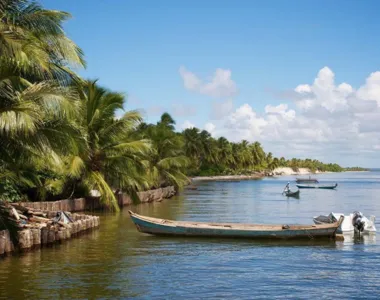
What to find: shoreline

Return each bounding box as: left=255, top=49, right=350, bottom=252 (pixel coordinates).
left=191, top=174, right=264, bottom=182
left=191, top=167, right=370, bottom=182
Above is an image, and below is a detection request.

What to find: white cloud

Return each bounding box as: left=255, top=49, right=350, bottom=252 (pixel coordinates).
left=181, top=120, right=195, bottom=130
left=293, top=66, right=352, bottom=113
left=179, top=66, right=201, bottom=91
left=357, top=71, right=380, bottom=105
left=206, top=67, right=380, bottom=165
left=224, top=104, right=268, bottom=141
left=211, top=98, right=234, bottom=119
left=264, top=104, right=296, bottom=121
left=204, top=122, right=216, bottom=133
left=179, top=66, right=237, bottom=98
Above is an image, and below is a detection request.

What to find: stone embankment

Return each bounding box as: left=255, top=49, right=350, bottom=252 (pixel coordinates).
left=0, top=210, right=99, bottom=256
left=17, top=186, right=177, bottom=212
left=1, top=186, right=176, bottom=257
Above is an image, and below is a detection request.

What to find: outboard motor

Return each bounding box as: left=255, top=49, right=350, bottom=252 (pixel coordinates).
left=352, top=211, right=365, bottom=233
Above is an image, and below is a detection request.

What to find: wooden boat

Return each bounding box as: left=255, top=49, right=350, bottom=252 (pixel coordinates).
left=284, top=189, right=300, bottom=197
left=129, top=211, right=344, bottom=240
left=296, top=176, right=318, bottom=183
left=296, top=183, right=338, bottom=189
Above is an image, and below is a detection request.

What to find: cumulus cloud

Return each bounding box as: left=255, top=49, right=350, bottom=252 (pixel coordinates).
left=179, top=66, right=238, bottom=98
left=203, top=67, right=380, bottom=164
left=204, top=122, right=216, bottom=133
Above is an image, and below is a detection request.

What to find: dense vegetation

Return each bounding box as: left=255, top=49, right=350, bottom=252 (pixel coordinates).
left=344, top=167, right=369, bottom=171
left=0, top=0, right=361, bottom=215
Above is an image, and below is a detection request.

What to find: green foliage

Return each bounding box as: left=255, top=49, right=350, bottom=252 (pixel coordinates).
left=0, top=180, right=23, bottom=203
left=0, top=0, right=365, bottom=221
left=344, top=167, right=369, bottom=171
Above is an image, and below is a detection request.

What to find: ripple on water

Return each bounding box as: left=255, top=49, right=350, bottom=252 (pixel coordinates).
left=1, top=172, right=380, bottom=299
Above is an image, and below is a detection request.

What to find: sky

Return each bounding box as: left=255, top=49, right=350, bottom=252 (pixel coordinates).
left=41, top=0, right=380, bottom=167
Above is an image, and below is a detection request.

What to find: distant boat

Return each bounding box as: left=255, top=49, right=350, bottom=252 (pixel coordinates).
left=296, top=176, right=319, bottom=183
left=296, top=183, right=338, bottom=189
left=129, top=211, right=344, bottom=240
left=284, top=189, right=300, bottom=197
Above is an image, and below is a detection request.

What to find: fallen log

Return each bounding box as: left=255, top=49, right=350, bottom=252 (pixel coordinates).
left=29, top=216, right=50, bottom=223
left=11, top=207, right=20, bottom=221
left=10, top=204, right=29, bottom=213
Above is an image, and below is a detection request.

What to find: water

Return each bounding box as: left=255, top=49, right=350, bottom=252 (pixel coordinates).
left=1, top=172, right=380, bottom=299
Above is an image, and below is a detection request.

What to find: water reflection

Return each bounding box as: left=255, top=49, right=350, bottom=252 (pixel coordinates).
left=0, top=172, right=380, bottom=299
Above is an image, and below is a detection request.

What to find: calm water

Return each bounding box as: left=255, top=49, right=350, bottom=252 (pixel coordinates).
left=1, top=172, right=380, bottom=299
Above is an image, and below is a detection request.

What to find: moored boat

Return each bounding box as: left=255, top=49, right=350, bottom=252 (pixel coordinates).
left=129, top=211, right=344, bottom=240
left=313, top=212, right=376, bottom=235
left=296, top=183, right=338, bottom=189
left=296, top=176, right=319, bottom=184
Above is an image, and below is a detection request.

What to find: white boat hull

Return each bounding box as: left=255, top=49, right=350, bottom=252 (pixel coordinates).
left=313, top=212, right=376, bottom=235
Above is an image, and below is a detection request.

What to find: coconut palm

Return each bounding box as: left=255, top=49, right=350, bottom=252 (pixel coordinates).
left=138, top=119, right=189, bottom=189
left=217, top=137, right=233, bottom=167
left=199, top=130, right=218, bottom=165
left=183, top=127, right=203, bottom=166
left=0, top=0, right=85, bottom=84
left=62, top=80, right=152, bottom=210
left=250, top=142, right=266, bottom=167
left=0, top=78, right=84, bottom=201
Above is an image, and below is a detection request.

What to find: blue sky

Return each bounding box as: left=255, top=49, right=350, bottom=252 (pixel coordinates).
left=42, top=0, right=380, bottom=166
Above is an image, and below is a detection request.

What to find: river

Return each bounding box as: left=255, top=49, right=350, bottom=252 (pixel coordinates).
left=1, top=171, right=380, bottom=299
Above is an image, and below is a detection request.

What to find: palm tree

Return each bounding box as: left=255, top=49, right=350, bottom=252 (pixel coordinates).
left=158, top=112, right=176, bottom=131
left=250, top=142, right=266, bottom=168
left=217, top=137, right=233, bottom=167
left=0, top=0, right=85, bottom=85
left=268, top=157, right=279, bottom=171
left=182, top=127, right=203, bottom=165
left=139, top=120, right=189, bottom=189
left=0, top=0, right=86, bottom=200
left=64, top=80, right=151, bottom=210
left=199, top=130, right=218, bottom=165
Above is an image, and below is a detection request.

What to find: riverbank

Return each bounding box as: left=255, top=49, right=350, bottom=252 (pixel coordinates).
left=269, top=167, right=326, bottom=176
left=0, top=209, right=99, bottom=257
left=17, top=186, right=177, bottom=212
left=0, top=186, right=176, bottom=257
left=191, top=167, right=335, bottom=182
left=192, top=174, right=264, bottom=181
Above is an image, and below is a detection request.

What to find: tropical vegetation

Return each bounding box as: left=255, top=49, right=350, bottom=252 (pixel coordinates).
left=0, top=0, right=362, bottom=222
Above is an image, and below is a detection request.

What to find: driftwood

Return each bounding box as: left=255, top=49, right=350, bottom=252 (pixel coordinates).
left=29, top=216, right=50, bottom=223
left=1, top=202, right=100, bottom=255
left=30, top=211, right=47, bottom=218
left=11, top=207, right=20, bottom=221
left=10, top=204, right=29, bottom=213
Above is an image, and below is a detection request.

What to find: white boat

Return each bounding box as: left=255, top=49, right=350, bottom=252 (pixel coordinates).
left=313, top=211, right=376, bottom=235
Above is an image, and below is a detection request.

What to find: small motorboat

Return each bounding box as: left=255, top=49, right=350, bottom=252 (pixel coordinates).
left=296, top=176, right=318, bottom=184
left=129, top=211, right=344, bottom=240
left=296, top=183, right=338, bottom=189
left=313, top=211, right=376, bottom=235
